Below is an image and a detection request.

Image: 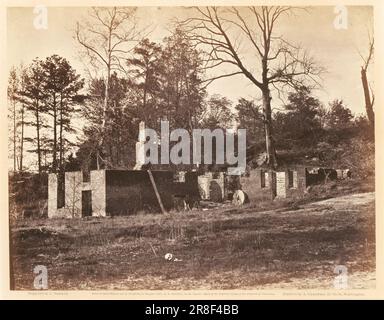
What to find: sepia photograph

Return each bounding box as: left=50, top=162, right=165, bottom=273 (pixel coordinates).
left=3, top=1, right=378, bottom=294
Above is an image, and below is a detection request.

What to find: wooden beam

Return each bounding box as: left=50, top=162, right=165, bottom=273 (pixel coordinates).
left=147, top=170, right=167, bottom=214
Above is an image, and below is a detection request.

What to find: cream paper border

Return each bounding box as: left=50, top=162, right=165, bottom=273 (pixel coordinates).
left=0, top=0, right=383, bottom=300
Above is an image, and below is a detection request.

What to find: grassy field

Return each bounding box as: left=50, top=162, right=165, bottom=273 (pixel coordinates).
left=10, top=180, right=375, bottom=290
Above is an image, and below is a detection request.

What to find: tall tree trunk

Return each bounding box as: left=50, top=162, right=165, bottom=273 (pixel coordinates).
left=52, top=94, right=57, bottom=172
left=142, top=70, right=148, bottom=123
left=103, top=70, right=110, bottom=129
left=102, top=26, right=113, bottom=169
left=261, top=55, right=277, bottom=168
left=58, top=94, right=65, bottom=211
left=97, top=67, right=110, bottom=170
left=36, top=101, right=42, bottom=174
left=261, top=86, right=277, bottom=168
left=361, top=67, right=375, bottom=129
left=13, top=100, right=16, bottom=171
left=19, top=105, right=24, bottom=171
left=59, top=94, right=64, bottom=170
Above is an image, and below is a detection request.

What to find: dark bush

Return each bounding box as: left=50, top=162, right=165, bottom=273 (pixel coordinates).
left=9, top=172, right=48, bottom=220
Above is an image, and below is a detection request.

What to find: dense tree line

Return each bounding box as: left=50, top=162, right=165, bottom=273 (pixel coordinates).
left=8, top=7, right=374, bottom=177
left=237, top=86, right=373, bottom=175
left=75, top=29, right=219, bottom=170
left=8, top=45, right=372, bottom=175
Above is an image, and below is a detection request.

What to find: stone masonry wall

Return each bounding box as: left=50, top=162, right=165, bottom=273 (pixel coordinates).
left=47, top=173, right=58, bottom=218
left=90, top=170, right=106, bottom=217
left=48, top=171, right=83, bottom=218
left=240, top=167, right=308, bottom=202
left=240, top=169, right=274, bottom=202
left=197, top=172, right=226, bottom=202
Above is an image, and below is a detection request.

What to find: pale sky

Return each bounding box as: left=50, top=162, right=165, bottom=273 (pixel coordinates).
left=7, top=6, right=373, bottom=115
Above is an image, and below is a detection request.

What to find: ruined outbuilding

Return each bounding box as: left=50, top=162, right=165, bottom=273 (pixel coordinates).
left=240, top=166, right=340, bottom=201
left=240, top=166, right=306, bottom=201
left=48, top=170, right=200, bottom=218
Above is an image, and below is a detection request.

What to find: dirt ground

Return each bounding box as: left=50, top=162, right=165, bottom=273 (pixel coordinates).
left=10, top=190, right=375, bottom=290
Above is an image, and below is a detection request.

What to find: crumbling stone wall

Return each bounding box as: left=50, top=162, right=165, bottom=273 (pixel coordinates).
left=240, top=166, right=308, bottom=201
left=48, top=171, right=82, bottom=218
left=240, top=169, right=275, bottom=201
left=90, top=170, right=106, bottom=217
left=284, top=167, right=307, bottom=198
left=105, top=170, right=200, bottom=215
left=306, top=168, right=337, bottom=185
left=198, top=172, right=226, bottom=202
left=336, top=169, right=351, bottom=179
left=48, top=169, right=200, bottom=217
left=48, top=173, right=59, bottom=218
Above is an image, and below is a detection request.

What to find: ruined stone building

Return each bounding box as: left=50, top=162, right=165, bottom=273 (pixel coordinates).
left=47, top=120, right=227, bottom=218
left=240, top=166, right=307, bottom=201
left=47, top=166, right=341, bottom=218
left=48, top=170, right=201, bottom=218
left=240, top=166, right=339, bottom=202
left=47, top=122, right=344, bottom=218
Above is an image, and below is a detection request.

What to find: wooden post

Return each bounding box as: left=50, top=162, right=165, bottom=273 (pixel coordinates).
left=147, top=170, right=167, bottom=214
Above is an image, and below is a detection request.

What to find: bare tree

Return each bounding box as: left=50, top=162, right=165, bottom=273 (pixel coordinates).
left=75, top=7, right=141, bottom=168
left=360, top=36, right=374, bottom=129
left=180, top=6, right=322, bottom=167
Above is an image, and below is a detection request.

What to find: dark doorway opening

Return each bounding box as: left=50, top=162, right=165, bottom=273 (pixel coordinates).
left=82, top=190, right=92, bottom=217
left=57, top=172, right=65, bottom=209
left=271, top=171, right=277, bottom=199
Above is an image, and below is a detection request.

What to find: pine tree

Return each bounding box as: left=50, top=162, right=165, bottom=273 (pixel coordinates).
left=20, top=59, right=47, bottom=173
